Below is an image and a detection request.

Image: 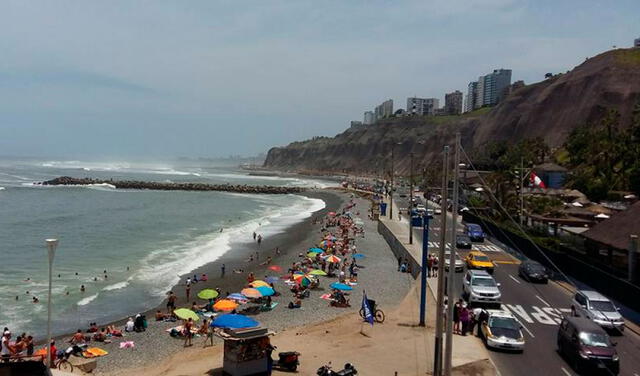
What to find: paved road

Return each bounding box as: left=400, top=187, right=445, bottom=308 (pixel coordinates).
left=393, top=194, right=640, bottom=376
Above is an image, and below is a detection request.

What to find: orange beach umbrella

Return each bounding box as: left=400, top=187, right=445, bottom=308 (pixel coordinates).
left=213, top=299, right=239, bottom=312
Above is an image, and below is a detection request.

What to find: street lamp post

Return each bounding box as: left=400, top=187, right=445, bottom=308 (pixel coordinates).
left=419, top=211, right=430, bottom=326
left=390, top=144, right=395, bottom=220
left=409, top=152, right=414, bottom=244
left=45, top=239, right=58, bottom=369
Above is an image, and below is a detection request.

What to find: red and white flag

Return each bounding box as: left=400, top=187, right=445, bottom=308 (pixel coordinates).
left=530, top=171, right=546, bottom=189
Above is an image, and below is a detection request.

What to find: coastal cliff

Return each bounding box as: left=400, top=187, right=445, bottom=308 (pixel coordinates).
left=264, top=48, right=640, bottom=175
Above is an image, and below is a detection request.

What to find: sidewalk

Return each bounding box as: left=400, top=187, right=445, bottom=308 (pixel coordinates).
left=377, top=196, right=497, bottom=375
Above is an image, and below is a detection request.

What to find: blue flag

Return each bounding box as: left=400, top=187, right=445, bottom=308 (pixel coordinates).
left=362, top=291, right=374, bottom=326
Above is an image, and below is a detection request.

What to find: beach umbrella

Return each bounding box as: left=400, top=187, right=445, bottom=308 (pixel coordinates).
left=255, top=286, right=275, bottom=296
left=307, top=252, right=321, bottom=258
left=267, top=265, right=283, bottom=273
left=308, top=269, right=327, bottom=276
left=197, top=289, right=219, bottom=300
left=293, top=274, right=314, bottom=287
left=308, top=247, right=324, bottom=253
left=241, top=288, right=263, bottom=298
left=352, top=254, right=366, bottom=259
left=324, top=255, right=341, bottom=263
left=249, top=280, right=270, bottom=288
left=173, top=308, right=200, bottom=321
left=265, top=276, right=279, bottom=284
left=212, top=314, right=259, bottom=329
left=227, top=293, right=249, bottom=303
left=330, top=282, right=353, bottom=291
left=213, top=299, right=239, bottom=311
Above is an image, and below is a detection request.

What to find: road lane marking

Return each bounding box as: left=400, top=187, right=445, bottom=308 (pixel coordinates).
left=509, top=274, right=521, bottom=284
left=536, top=295, right=551, bottom=307
left=504, top=304, right=534, bottom=324
left=531, top=306, right=561, bottom=325
left=561, top=367, right=572, bottom=376
left=520, top=322, right=535, bottom=338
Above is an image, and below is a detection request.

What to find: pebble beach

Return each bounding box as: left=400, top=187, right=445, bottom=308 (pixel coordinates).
left=51, top=189, right=412, bottom=375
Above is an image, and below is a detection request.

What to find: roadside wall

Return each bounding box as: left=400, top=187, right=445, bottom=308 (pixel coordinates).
left=377, top=220, right=421, bottom=279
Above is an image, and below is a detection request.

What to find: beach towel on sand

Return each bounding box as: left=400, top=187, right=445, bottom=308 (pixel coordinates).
left=119, top=341, right=135, bottom=349
left=83, top=347, right=108, bottom=358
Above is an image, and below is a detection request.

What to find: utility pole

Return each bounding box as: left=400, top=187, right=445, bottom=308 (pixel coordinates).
left=520, top=157, right=524, bottom=226
left=444, top=133, right=461, bottom=376
left=419, top=211, right=430, bottom=326
left=409, top=152, right=414, bottom=244
left=390, top=144, right=395, bottom=220
left=434, top=145, right=449, bottom=376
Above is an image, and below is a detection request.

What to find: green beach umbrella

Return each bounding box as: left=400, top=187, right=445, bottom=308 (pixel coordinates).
left=197, top=288, right=219, bottom=300
left=173, top=308, right=200, bottom=321
left=308, top=269, right=327, bottom=276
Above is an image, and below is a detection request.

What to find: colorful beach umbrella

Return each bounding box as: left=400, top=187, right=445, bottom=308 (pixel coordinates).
left=255, top=286, right=275, bottom=296
left=213, top=299, right=239, bottom=311
left=308, top=247, right=324, bottom=253
left=173, top=308, right=200, bottom=321
left=307, top=252, right=321, bottom=258
left=249, top=280, right=270, bottom=288
left=330, top=282, right=353, bottom=291
left=226, top=293, right=249, bottom=303
left=293, top=274, right=313, bottom=287
left=308, top=269, right=327, bottom=276
left=241, top=288, right=263, bottom=298
left=324, top=255, right=341, bottom=263
left=267, top=265, right=283, bottom=273
left=211, top=314, right=259, bottom=329
left=197, top=289, right=219, bottom=300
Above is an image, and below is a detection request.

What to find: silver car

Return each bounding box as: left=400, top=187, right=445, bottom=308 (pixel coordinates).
left=572, top=290, right=624, bottom=332
left=463, top=270, right=501, bottom=306
left=480, top=310, right=525, bottom=352
left=444, top=251, right=464, bottom=272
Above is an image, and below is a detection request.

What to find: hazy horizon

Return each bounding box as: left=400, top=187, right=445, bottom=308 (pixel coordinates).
left=1, top=0, right=638, bottom=159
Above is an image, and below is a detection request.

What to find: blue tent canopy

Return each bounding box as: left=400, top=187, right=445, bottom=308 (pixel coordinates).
left=330, top=282, right=353, bottom=291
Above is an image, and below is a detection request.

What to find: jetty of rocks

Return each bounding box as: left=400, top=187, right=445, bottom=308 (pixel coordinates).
left=42, top=176, right=305, bottom=194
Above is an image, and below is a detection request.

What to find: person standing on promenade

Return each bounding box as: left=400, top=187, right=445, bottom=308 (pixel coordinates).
left=427, top=254, right=433, bottom=277
left=460, top=304, right=470, bottom=336
left=453, top=299, right=462, bottom=334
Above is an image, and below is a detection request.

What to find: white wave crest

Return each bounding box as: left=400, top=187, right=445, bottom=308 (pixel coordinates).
left=0, top=187, right=5, bottom=191
left=102, top=281, right=130, bottom=291
left=77, top=293, right=99, bottom=306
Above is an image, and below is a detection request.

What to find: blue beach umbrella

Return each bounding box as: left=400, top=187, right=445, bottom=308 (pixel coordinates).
left=255, top=286, right=275, bottom=296
left=308, top=247, right=324, bottom=254
left=352, top=254, right=366, bottom=259
left=211, top=314, right=259, bottom=329
left=330, top=282, right=353, bottom=291
left=265, top=276, right=279, bottom=284
left=227, top=293, right=249, bottom=302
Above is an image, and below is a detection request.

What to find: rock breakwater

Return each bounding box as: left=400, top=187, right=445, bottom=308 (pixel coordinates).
left=42, top=176, right=305, bottom=194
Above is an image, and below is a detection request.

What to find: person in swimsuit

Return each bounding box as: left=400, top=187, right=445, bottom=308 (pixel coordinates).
left=166, top=291, right=177, bottom=314
left=183, top=318, right=194, bottom=347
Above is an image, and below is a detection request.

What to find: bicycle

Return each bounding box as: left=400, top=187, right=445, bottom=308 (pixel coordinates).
left=55, top=356, right=74, bottom=373
left=359, top=298, right=385, bottom=323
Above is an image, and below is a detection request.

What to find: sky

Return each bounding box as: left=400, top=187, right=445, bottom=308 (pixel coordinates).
left=0, top=0, right=638, bottom=159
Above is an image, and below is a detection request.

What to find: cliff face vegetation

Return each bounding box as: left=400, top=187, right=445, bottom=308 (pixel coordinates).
left=264, top=48, right=640, bottom=176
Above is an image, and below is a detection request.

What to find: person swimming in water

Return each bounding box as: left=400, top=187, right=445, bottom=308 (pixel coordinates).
left=80, top=285, right=86, bottom=292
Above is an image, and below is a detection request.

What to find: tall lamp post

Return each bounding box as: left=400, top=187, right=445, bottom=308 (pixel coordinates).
left=45, top=238, right=58, bottom=369
left=409, top=152, right=414, bottom=244
left=419, top=210, right=430, bottom=326
left=389, top=144, right=395, bottom=220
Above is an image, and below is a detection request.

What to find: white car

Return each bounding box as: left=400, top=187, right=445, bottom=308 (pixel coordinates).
left=480, top=310, right=525, bottom=352
left=444, top=251, right=464, bottom=272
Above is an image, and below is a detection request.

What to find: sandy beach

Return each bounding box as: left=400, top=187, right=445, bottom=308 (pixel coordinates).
left=51, top=189, right=412, bottom=374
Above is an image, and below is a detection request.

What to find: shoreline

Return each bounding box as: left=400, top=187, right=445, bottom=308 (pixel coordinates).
left=44, top=189, right=346, bottom=372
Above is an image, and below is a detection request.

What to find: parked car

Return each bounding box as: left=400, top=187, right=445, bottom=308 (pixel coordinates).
left=480, top=310, right=525, bottom=352
left=557, top=316, right=619, bottom=375
left=465, top=223, right=485, bottom=242
left=456, top=234, right=472, bottom=249
left=465, top=250, right=494, bottom=274
left=572, top=290, right=625, bottom=332
left=444, top=250, right=464, bottom=272
left=462, top=270, right=501, bottom=306
left=518, top=260, right=550, bottom=283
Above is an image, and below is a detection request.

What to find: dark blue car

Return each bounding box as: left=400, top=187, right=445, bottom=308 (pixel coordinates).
left=466, top=223, right=485, bottom=242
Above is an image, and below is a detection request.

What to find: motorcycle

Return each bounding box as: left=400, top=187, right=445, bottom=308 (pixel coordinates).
left=317, top=362, right=358, bottom=376
left=271, top=346, right=300, bottom=372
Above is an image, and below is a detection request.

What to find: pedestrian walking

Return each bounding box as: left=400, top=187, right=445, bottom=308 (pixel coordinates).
left=427, top=254, right=433, bottom=277
left=460, top=304, right=470, bottom=336
left=453, top=299, right=462, bottom=334
left=432, top=256, right=439, bottom=277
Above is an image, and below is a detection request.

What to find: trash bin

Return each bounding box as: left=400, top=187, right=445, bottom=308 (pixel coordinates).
left=380, top=203, right=387, bottom=216
left=411, top=216, right=423, bottom=227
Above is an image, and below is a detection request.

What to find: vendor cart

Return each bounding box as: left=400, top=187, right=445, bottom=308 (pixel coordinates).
left=216, top=327, right=274, bottom=376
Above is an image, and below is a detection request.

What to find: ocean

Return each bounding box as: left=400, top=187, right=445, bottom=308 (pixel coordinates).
left=0, top=158, right=332, bottom=337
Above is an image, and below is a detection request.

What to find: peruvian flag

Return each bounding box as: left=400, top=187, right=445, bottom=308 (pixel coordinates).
left=530, top=171, right=546, bottom=189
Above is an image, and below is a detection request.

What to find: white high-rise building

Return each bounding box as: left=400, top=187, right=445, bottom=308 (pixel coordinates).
left=406, top=97, right=439, bottom=116
left=468, top=69, right=512, bottom=109
left=375, top=100, right=394, bottom=120
left=363, top=111, right=375, bottom=125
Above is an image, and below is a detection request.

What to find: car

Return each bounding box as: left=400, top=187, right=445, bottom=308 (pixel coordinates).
left=518, top=260, right=550, bottom=283
left=465, top=250, right=494, bottom=274
left=480, top=310, right=525, bottom=352
left=456, top=234, right=472, bottom=249
left=444, top=251, right=464, bottom=272
left=462, top=270, right=501, bottom=306
left=465, top=223, right=485, bottom=242
left=557, top=316, right=619, bottom=375
left=572, top=290, right=625, bottom=332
